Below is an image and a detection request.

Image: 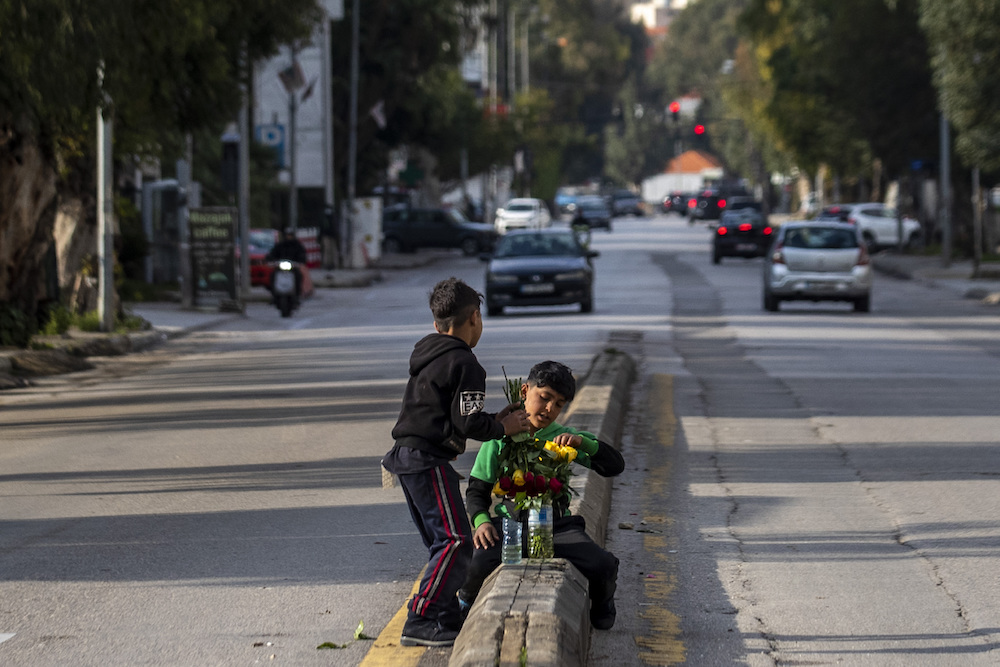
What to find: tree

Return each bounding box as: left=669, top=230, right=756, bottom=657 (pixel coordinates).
left=740, top=0, right=938, bottom=187
left=920, top=0, right=1000, bottom=173
left=0, top=0, right=320, bottom=343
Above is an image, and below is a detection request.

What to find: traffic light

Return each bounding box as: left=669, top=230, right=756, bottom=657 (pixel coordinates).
left=694, top=124, right=706, bottom=135
left=669, top=101, right=680, bottom=123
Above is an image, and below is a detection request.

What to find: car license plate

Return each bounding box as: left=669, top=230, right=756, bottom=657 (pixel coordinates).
left=521, top=283, right=555, bottom=295
left=736, top=243, right=757, bottom=251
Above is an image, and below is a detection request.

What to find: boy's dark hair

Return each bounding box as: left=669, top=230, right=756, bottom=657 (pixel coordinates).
left=429, top=277, right=482, bottom=331
left=527, top=360, right=576, bottom=402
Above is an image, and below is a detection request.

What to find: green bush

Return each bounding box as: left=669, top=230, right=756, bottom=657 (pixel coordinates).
left=41, top=305, right=74, bottom=336
left=76, top=311, right=102, bottom=332
left=0, top=304, right=34, bottom=348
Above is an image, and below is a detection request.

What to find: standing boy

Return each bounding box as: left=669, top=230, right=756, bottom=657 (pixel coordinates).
left=458, top=360, right=624, bottom=630
left=383, top=277, right=530, bottom=647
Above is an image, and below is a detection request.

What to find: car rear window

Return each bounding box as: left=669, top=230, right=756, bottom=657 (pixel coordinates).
left=784, top=227, right=858, bottom=249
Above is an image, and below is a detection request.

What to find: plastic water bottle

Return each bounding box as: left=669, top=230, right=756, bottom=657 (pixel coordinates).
left=501, top=517, right=522, bottom=565
left=527, top=504, right=554, bottom=558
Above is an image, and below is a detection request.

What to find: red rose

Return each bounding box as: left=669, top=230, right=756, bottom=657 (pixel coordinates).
left=524, top=471, right=535, bottom=485
left=534, top=475, right=548, bottom=493
left=549, top=478, right=564, bottom=494
left=498, top=476, right=513, bottom=491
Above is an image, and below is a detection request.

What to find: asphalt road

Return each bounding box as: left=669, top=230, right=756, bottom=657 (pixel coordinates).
left=2, top=214, right=999, bottom=666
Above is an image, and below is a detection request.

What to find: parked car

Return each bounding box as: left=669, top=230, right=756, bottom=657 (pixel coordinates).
left=762, top=220, right=872, bottom=312
left=712, top=207, right=774, bottom=263
left=382, top=206, right=497, bottom=255
left=494, top=198, right=552, bottom=234
left=846, top=203, right=921, bottom=250
left=571, top=195, right=613, bottom=230
left=609, top=189, right=644, bottom=217
left=482, top=228, right=599, bottom=316
left=248, top=228, right=279, bottom=287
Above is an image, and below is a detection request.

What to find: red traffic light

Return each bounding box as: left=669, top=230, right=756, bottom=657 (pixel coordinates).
left=694, top=124, right=706, bottom=135
left=669, top=101, right=680, bottom=113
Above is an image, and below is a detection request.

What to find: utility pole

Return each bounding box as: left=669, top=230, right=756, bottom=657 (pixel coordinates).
left=288, top=46, right=299, bottom=232
left=238, top=50, right=252, bottom=304
left=320, top=12, right=336, bottom=263
left=940, top=113, right=952, bottom=268
left=96, top=64, right=114, bottom=333
left=345, top=0, right=360, bottom=267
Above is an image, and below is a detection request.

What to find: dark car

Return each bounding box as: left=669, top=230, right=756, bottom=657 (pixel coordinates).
left=691, top=188, right=752, bottom=222
left=661, top=191, right=693, bottom=215
left=609, top=189, right=644, bottom=217
left=712, top=206, right=774, bottom=264
left=382, top=206, right=497, bottom=255
left=482, top=229, right=599, bottom=316
left=571, top=195, right=613, bottom=230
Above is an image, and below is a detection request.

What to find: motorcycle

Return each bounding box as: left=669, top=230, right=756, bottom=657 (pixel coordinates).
left=271, top=260, right=300, bottom=317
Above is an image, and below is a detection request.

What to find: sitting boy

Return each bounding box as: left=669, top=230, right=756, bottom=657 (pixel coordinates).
left=457, top=360, right=625, bottom=629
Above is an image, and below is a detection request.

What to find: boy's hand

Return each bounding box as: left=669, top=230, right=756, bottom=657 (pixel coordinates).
left=500, top=409, right=530, bottom=436
left=552, top=432, right=582, bottom=448
left=473, top=522, right=499, bottom=549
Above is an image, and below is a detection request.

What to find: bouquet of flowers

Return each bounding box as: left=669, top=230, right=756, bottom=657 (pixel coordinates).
left=492, top=368, right=578, bottom=512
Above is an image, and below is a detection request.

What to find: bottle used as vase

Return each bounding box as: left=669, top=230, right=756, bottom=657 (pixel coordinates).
left=527, top=503, right=554, bottom=558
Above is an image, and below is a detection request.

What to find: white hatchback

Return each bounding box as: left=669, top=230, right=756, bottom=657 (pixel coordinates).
left=494, top=198, right=552, bottom=234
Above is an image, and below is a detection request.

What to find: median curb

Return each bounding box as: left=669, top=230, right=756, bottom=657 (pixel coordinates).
left=449, top=349, right=636, bottom=667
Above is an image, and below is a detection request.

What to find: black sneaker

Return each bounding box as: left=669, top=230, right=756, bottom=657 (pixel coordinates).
left=591, top=599, right=616, bottom=630
left=400, top=618, right=460, bottom=647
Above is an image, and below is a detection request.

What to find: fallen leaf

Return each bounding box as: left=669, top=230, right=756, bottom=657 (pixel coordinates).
left=317, top=642, right=348, bottom=650
left=355, top=620, right=373, bottom=641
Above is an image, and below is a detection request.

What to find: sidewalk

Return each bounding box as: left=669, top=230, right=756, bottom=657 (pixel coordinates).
left=872, top=253, right=1000, bottom=305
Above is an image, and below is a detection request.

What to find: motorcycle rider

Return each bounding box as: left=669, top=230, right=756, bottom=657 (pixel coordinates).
left=267, top=228, right=308, bottom=300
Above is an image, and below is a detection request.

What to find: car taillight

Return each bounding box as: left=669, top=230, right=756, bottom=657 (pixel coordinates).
left=763, top=226, right=773, bottom=236
left=717, top=226, right=728, bottom=235
left=847, top=215, right=857, bottom=225
left=687, top=198, right=697, bottom=209
left=738, top=223, right=752, bottom=232
left=719, top=199, right=727, bottom=208
left=857, top=245, right=871, bottom=266
left=770, top=242, right=786, bottom=264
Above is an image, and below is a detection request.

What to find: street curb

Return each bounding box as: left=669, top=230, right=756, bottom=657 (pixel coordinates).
left=450, top=350, right=637, bottom=667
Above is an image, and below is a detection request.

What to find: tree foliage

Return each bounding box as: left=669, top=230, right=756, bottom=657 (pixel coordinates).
left=0, top=0, right=320, bottom=338
left=920, top=0, right=1000, bottom=173
left=740, top=0, right=938, bottom=180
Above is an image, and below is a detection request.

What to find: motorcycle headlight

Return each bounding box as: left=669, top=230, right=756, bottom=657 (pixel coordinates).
left=278, top=261, right=293, bottom=270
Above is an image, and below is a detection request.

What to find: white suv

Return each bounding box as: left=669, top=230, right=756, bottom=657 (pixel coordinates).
left=846, top=203, right=921, bottom=250
left=494, top=198, right=552, bottom=234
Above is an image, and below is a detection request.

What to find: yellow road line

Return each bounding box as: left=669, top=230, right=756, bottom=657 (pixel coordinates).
left=636, top=374, right=686, bottom=666
left=360, top=570, right=426, bottom=667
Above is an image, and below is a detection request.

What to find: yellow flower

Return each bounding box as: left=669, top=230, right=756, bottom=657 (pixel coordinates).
left=493, top=482, right=505, bottom=496
left=513, top=469, right=525, bottom=486
left=562, top=446, right=578, bottom=462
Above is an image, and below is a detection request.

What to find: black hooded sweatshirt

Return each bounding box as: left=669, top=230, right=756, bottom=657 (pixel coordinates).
left=388, top=333, right=505, bottom=463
